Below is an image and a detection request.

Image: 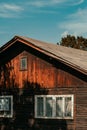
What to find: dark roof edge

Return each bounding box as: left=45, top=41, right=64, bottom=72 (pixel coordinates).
left=0, top=36, right=18, bottom=53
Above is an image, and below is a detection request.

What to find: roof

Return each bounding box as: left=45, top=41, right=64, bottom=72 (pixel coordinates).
left=0, top=35, right=87, bottom=75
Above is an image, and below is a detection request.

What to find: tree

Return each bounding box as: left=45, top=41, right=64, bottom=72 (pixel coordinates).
left=57, top=35, right=87, bottom=50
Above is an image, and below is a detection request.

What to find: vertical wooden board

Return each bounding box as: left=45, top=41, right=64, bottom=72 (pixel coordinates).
left=76, top=87, right=87, bottom=130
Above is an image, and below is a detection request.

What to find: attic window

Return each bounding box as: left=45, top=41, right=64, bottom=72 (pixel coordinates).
left=35, top=95, right=74, bottom=119
left=20, top=57, right=27, bottom=70
left=0, top=96, right=13, bottom=118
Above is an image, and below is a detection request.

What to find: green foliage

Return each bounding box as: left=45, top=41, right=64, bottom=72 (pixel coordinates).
left=57, top=35, right=87, bottom=50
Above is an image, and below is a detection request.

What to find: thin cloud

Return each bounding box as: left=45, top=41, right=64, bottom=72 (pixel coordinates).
left=3, top=4, right=23, bottom=12
left=59, top=7, right=87, bottom=37
left=24, top=0, right=67, bottom=14
left=0, top=3, right=23, bottom=12
left=63, top=0, right=84, bottom=6
left=70, top=0, right=84, bottom=6
left=61, top=22, right=87, bottom=33
left=27, top=0, right=67, bottom=7
left=61, top=31, right=69, bottom=37
left=69, top=8, right=87, bottom=21
left=27, top=0, right=84, bottom=7
left=0, top=3, right=24, bottom=18
left=24, top=0, right=84, bottom=15
left=61, top=23, right=87, bottom=38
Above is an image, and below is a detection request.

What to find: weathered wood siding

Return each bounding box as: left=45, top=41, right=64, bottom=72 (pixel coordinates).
left=76, top=87, right=87, bottom=130
left=1, top=50, right=86, bottom=88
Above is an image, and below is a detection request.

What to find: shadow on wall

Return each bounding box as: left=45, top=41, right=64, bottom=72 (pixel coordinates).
left=0, top=64, right=67, bottom=130
left=0, top=81, right=67, bottom=130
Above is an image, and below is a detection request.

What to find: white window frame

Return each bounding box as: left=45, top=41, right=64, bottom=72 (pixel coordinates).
left=0, top=96, right=13, bottom=118
left=35, top=95, right=74, bottom=119
left=20, top=57, right=27, bottom=70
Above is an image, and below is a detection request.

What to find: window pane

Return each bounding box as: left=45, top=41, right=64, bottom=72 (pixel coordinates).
left=65, top=97, right=72, bottom=117
left=56, top=97, right=63, bottom=117
left=0, top=98, right=10, bottom=111
left=37, top=97, right=44, bottom=116
left=20, top=57, right=27, bottom=70
left=46, top=97, right=53, bottom=117
left=0, top=96, right=13, bottom=118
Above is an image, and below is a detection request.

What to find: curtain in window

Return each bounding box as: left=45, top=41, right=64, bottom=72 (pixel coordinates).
left=56, top=97, right=63, bottom=117
left=46, top=97, right=53, bottom=117
left=65, top=97, right=72, bottom=117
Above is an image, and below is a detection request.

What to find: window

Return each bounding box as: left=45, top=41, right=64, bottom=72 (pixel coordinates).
left=0, top=96, right=13, bottom=118
left=35, top=95, right=74, bottom=119
left=20, top=57, right=27, bottom=70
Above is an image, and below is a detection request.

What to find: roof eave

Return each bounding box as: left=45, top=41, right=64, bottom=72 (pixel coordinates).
left=0, top=35, right=87, bottom=75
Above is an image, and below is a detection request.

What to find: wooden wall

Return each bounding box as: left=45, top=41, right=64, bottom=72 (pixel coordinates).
left=1, top=50, right=87, bottom=88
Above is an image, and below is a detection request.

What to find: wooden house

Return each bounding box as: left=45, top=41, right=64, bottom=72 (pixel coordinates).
left=0, top=35, right=87, bottom=130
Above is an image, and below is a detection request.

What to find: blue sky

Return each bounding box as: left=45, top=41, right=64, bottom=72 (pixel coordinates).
left=0, top=0, right=87, bottom=46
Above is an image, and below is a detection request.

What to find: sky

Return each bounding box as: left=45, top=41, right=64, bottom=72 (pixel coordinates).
left=0, top=0, right=87, bottom=46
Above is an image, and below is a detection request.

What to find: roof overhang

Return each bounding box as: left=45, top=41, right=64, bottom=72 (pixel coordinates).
left=0, top=36, right=87, bottom=75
